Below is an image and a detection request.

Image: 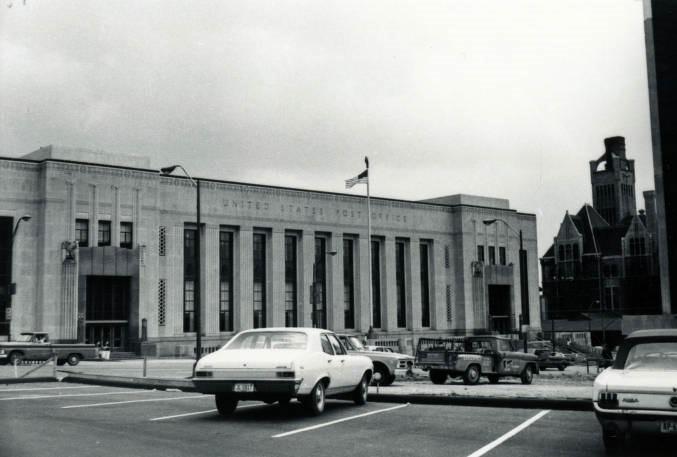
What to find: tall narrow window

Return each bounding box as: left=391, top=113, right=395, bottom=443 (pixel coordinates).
left=396, top=241, right=407, bottom=328
left=120, top=222, right=133, bottom=249
left=219, top=231, right=234, bottom=332
left=183, top=228, right=196, bottom=332
left=477, top=245, right=485, bottom=262
left=488, top=246, right=496, bottom=265
left=76, top=219, right=89, bottom=247
left=285, top=235, right=297, bottom=327
left=499, top=246, right=506, bottom=265
left=98, top=220, right=111, bottom=247
left=253, top=233, right=266, bottom=329
left=312, top=237, right=327, bottom=329
left=420, top=243, right=431, bottom=328
left=343, top=238, right=355, bottom=329
left=371, top=240, right=382, bottom=328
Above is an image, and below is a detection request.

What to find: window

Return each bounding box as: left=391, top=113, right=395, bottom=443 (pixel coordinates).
left=420, top=243, right=431, bottom=327
left=158, top=226, right=166, bottom=256
left=158, top=279, right=166, bottom=326
left=285, top=235, right=297, bottom=327
left=219, top=231, right=234, bottom=332
left=320, top=334, right=334, bottom=355
left=446, top=285, right=452, bottom=322
left=312, top=237, right=327, bottom=329
left=253, top=233, right=266, bottom=329
left=327, top=334, right=346, bottom=355
left=343, top=238, right=355, bottom=329
left=499, top=246, right=506, bottom=265
left=120, top=222, right=133, bottom=249
left=488, top=246, right=496, bottom=265
left=477, top=245, right=485, bottom=262
left=183, top=228, right=196, bottom=332
left=98, top=221, right=111, bottom=247
left=76, top=219, right=89, bottom=247
left=371, top=239, right=382, bottom=328
left=444, top=245, right=450, bottom=268
left=396, top=241, right=407, bottom=328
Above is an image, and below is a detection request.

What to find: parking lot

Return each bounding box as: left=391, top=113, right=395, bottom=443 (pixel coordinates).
left=1, top=381, right=675, bottom=457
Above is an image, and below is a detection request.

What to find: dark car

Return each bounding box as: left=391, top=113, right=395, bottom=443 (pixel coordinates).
left=534, top=350, right=571, bottom=371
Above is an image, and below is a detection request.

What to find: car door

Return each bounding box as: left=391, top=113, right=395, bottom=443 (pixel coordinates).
left=327, top=333, right=355, bottom=388
left=320, top=333, right=344, bottom=391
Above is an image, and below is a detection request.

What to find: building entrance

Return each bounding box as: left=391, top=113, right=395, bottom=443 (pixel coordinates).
left=488, top=285, right=512, bottom=334
left=85, top=276, right=130, bottom=350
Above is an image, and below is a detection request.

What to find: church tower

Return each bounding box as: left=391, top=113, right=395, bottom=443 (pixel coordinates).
left=589, top=136, right=637, bottom=225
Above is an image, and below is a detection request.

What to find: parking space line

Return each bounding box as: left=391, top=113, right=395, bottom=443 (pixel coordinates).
left=466, top=410, right=550, bottom=457
left=272, top=403, right=409, bottom=438
left=0, top=385, right=97, bottom=392
left=0, top=391, right=142, bottom=401
left=62, top=394, right=204, bottom=409
left=149, top=404, right=263, bottom=421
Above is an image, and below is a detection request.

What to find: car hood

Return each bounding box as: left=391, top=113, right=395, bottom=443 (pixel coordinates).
left=360, top=350, right=413, bottom=360
left=595, top=368, right=677, bottom=394
left=196, top=349, right=305, bottom=370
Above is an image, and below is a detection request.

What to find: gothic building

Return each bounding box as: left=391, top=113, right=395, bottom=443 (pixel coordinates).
left=541, top=137, right=662, bottom=322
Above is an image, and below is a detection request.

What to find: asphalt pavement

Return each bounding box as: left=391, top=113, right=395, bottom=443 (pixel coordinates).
left=2, top=381, right=675, bottom=457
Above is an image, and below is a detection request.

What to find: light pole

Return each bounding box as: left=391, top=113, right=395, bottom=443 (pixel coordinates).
left=6, top=215, right=31, bottom=340
left=483, top=218, right=529, bottom=352
left=160, top=165, right=201, bottom=373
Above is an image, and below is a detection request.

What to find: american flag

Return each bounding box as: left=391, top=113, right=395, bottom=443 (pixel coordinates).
left=345, top=169, right=368, bottom=188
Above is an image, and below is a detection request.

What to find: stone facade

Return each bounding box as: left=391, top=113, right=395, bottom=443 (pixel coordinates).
left=0, top=146, right=540, bottom=355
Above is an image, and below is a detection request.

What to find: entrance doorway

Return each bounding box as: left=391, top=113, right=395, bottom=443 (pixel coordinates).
left=488, top=285, right=512, bottom=334
left=85, top=276, right=130, bottom=350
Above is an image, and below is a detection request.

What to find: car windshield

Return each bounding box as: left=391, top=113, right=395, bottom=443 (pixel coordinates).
left=224, top=331, right=308, bottom=350
left=623, top=342, right=677, bottom=371
left=16, top=334, right=34, bottom=342
left=348, top=336, right=365, bottom=351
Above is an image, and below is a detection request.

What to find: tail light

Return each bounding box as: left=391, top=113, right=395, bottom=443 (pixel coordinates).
left=598, top=392, right=618, bottom=409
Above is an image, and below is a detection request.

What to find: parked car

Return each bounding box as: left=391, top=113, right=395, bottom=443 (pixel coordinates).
left=593, top=329, right=677, bottom=452
left=534, top=350, right=571, bottom=371
left=415, top=335, right=539, bottom=385
left=193, top=328, right=373, bottom=416
left=337, top=334, right=414, bottom=385
left=0, top=332, right=98, bottom=366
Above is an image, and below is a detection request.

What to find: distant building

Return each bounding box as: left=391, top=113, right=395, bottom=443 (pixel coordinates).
left=0, top=146, right=540, bottom=355
left=541, top=137, right=661, bottom=333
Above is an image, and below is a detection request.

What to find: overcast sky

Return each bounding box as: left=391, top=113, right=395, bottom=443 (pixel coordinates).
left=0, top=0, right=653, bottom=256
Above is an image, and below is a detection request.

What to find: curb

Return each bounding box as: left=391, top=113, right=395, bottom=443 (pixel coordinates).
left=58, top=371, right=197, bottom=392
left=0, top=376, right=58, bottom=385
left=368, top=393, right=592, bottom=411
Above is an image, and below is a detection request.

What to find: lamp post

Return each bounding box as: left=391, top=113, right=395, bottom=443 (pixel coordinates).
left=6, top=215, right=31, bottom=340
left=160, top=165, right=201, bottom=373
left=483, top=218, right=529, bottom=352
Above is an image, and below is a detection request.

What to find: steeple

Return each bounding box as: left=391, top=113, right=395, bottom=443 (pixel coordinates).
left=589, top=136, right=636, bottom=225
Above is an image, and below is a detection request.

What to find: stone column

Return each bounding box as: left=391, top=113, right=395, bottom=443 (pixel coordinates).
left=60, top=257, right=78, bottom=341
left=328, top=233, right=343, bottom=331
left=299, top=231, right=315, bottom=327
left=171, top=225, right=184, bottom=336
left=111, top=186, right=120, bottom=247
left=383, top=236, right=397, bottom=331
left=357, top=234, right=371, bottom=333
left=431, top=239, right=448, bottom=330
left=271, top=228, right=286, bottom=327
left=89, top=184, right=98, bottom=246
left=236, top=227, right=253, bottom=331
left=204, top=224, right=220, bottom=335
left=408, top=238, right=422, bottom=331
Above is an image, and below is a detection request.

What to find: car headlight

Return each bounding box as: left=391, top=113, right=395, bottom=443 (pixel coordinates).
left=598, top=392, right=619, bottom=409
left=0, top=349, right=5, bottom=355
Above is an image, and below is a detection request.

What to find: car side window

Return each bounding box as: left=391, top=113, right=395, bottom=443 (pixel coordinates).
left=320, top=334, right=334, bottom=355
left=327, top=334, right=346, bottom=355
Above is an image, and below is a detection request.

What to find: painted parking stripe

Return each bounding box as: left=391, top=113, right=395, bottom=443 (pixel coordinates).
left=0, top=385, right=98, bottom=393
left=62, top=394, right=204, bottom=409
left=0, top=391, right=143, bottom=401
left=466, top=410, right=551, bottom=457
left=149, top=404, right=263, bottom=421
left=272, top=403, right=409, bottom=438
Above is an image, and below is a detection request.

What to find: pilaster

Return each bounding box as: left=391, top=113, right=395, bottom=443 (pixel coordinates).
left=408, top=238, right=422, bottom=331
left=236, top=227, right=253, bottom=331
left=299, top=231, right=315, bottom=327
left=383, top=236, right=397, bottom=331
left=111, top=186, right=120, bottom=247
left=357, top=234, right=371, bottom=333
left=271, top=228, right=286, bottom=327
left=204, top=224, right=219, bottom=335
left=328, top=232, right=343, bottom=331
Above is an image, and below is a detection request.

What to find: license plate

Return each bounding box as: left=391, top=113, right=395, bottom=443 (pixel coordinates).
left=233, top=383, right=255, bottom=393
left=660, top=421, right=677, bottom=434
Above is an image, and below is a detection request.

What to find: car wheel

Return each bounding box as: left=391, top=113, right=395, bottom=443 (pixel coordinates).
left=353, top=375, right=369, bottom=405
left=302, top=381, right=325, bottom=416
left=558, top=364, right=566, bottom=371
left=278, top=397, right=291, bottom=406
left=66, top=354, right=81, bottom=366
left=56, top=359, right=66, bottom=366
left=215, top=394, right=238, bottom=416
left=381, top=373, right=396, bottom=387
left=8, top=352, right=23, bottom=365
left=429, top=370, right=448, bottom=385
left=602, top=429, right=625, bottom=454
left=487, top=374, right=500, bottom=384
left=463, top=365, right=481, bottom=385
left=371, top=364, right=389, bottom=386
left=520, top=365, right=534, bottom=385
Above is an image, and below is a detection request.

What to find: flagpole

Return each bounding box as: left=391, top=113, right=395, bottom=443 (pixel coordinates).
left=366, top=160, right=373, bottom=331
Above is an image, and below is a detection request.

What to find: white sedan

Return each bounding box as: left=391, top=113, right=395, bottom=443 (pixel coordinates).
left=593, top=329, right=677, bottom=452
left=193, top=328, right=374, bottom=416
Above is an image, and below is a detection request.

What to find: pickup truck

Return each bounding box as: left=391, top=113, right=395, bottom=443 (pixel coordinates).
left=0, top=332, right=98, bottom=366
left=415, top=335, right=539, bottom=385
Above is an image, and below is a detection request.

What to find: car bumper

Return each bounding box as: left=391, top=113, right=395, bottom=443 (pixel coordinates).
left=192, top=378, right=304, bottom=398
left=594, top=403, right=677, bottom=435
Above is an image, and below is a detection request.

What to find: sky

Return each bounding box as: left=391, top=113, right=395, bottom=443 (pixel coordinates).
left=0, top=0, right=653, bottom=256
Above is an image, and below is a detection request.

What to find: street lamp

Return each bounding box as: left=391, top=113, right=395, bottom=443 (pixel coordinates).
left=160, top=165, right=201, bottom=373
left=6, top=215, right=31, bottom=340
left=483, top=218, right=529, bottom=352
